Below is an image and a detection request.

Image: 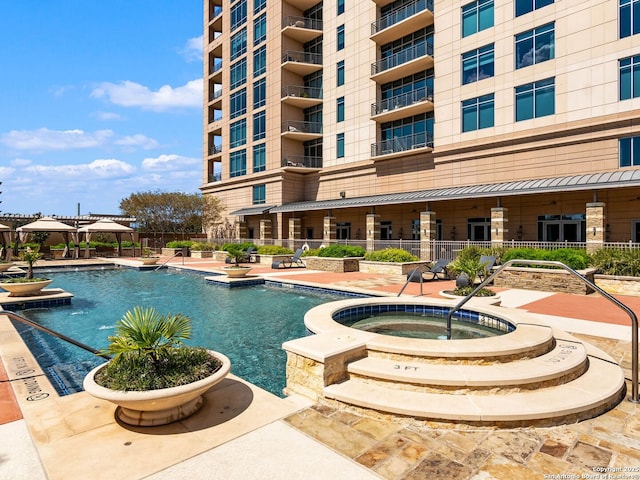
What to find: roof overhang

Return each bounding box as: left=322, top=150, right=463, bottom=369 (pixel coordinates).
left=229, top=205, right=276, bottom=216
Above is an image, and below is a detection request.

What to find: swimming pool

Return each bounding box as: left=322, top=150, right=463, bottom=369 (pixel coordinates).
left=11, top=268, right=345, bottom=397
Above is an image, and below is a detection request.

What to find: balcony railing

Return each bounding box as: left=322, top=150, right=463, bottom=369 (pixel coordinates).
left=281, top=51, right=322, bottom=65
left=282, top=120, right=323, bottom=134
left=209, top=145, right=222, bottom=155
left=371, top=132, right=433, bottom=156
left=281, top=155, right=323, bottom=168
left=209, top=58, right=222, bottom=75
left=209, top=88, right=223, bottom=101
left=371, top=42, right=433, bottom=75
left=371, top=0, right=433, bottom=35
left=371, top=87, right=433, bottom=116
left=209, top=5, right=222, bottom=21
left=208, top=109, right=222, bottom=123
left=283, top=16, right=322, bottom=30
left=208, top=172, right=222, bottom=182
left=281, top=85, right=322, bottom=99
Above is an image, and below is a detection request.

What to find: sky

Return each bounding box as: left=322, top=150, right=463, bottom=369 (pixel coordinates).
left=0, top=1, right=205, bottom=216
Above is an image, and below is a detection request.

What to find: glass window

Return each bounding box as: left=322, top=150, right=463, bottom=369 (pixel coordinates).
left=462, top=44, right=494, bottom=85
left=230, top=0, right=247, bottom=31
left=253, top=184, right=266, bottom=204
left=515, top=23, right=555, bottom=69
left=253, top=111, right=266, bottom=141
left=230, top=119, right=247, bottom=148
left=253, top=143, right=266, bottom=172
left=337, top=133, right=345, bottom=158
left=619, top=136, right=640, bottom=167
left=230, top=29, right=247, bottom=61
left=515, top=0, right=553, bottom=17
left=515, top=77, right=555, bottom=121
left=462, top=94, right=494, bottom=132
left=253, top=46, right=266, bottom=77
left=230, top=89, right=246, bottom=119
left=254, top=0, right=266, bottom=15
left=230, top=58, right=247, bottom=90
left=462, top=0, right=493, bottom=38
left=337, top=97, right=345, bottom=122
left=620, top=0, right=640, bottom=38
left=338, top=0, right=345, bottom=15
left=253, top=78, right=266, bottom=108
left=337, top=60, right=345, bottom=86
left=230, top=149, right=247, bottom=177
left=254, top=14, right=266, bottom=46
left=337, top=25, right=345, bottom=50
left=620, top=55, right=640, bottom=100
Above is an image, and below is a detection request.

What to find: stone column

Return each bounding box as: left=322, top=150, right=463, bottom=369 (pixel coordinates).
left=491, top=207, right=508, bottom=247
left=259, top=219, right=272, bottom=246
left=419, top=211, right=436, bottom=261
left=586, top=202, right=605, bottom=253
left=323, top=216, right=336, bottom=244
left=235, top=221, right=247, bottom=241
left=365, top=214, right=380, bottom=253
left=288, top=217, right=301, bottom=250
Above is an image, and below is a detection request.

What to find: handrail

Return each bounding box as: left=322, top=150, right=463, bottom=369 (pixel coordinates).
left=0, top=308, right=111, bottom=360
left=154, top=250, right=184, bottom=271
left=397, top=266, right=424, bottom=296
left=445, top=259, right=640, bottom=403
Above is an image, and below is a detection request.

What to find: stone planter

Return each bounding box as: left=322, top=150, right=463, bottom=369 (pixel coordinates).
left=359, top=260, right=430, bottom=275
left=222, top=266, right=253, bottom=278
left=138, top=257, right=160, bottom=266
left=190, top=250, right=214, bottom=259
left=0, top=262, right=14, bottom=272
left=493, top=267, right=597, bottom=295
left=303, top=256, right=362, bottom=273
left=438, top=289, right=501, bottom=305
left=0, top=279, right=53, bottom=297
left=161, top=247, right=190, bottom=257
left=83, top=350, right=231, bottom=427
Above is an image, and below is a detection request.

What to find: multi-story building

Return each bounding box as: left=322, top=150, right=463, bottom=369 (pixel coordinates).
left=201, top=0, right=640, bottom=258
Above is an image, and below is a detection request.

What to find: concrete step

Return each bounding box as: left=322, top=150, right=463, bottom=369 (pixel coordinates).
left=348, top=339, right=587, bottom=389
left=324, top=356, right=625, bottom=424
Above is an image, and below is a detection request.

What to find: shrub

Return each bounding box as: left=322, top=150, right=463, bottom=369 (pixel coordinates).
left=590, top=248, right=640, bottom=276
left=221, top=242, right=255, bottom=252
left=502, top=247, right=589, bottom=270
left=166, top=240, right=194, bottom=248
left=257, top=245, right=294, bottom=255
left=316, top=244, right=366, bottom=258
left=190, top=242, right=218, bottom=251
left=364, top=248, right=418, bottom=262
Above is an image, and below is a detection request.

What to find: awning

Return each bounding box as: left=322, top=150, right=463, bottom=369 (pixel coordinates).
left=229, top=205, right=276, bottom=216
left=268, top=170, right=640, bottom=213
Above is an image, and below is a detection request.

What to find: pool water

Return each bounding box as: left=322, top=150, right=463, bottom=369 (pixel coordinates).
left=12, top=268, right=344, bottom=397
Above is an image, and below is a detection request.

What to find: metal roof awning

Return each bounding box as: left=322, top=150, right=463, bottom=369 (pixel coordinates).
left=229, top=205, right=276, bottom=216
left=267, top=170, right=640, bottom=214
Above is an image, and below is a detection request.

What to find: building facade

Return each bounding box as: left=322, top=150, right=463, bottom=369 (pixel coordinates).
left=201, top=0, right=640, bottom=258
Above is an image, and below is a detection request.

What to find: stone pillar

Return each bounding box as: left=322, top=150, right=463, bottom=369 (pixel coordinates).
left=323, top=216, right=336, bottom=244
left=491, top=207, right=508, bottom=247
left=419, top=211, right=436, bottom=261
left=235, top=220, right=247, bottom=240
left=365, top=214, right=380, bottom=252
left=586, top=202, right=605, bottom=253
left=259, top=219, right=272, bottom=246
left=288, top=217, right=301, bottom=250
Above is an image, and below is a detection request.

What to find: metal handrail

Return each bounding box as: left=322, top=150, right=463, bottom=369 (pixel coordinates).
left=0, top=308, right=111, bottom=360
left=397, top=266, right=425, bottom=296
left=154, top=250, right=184, bottom=271
left=445, top=259, right=639, bottom=403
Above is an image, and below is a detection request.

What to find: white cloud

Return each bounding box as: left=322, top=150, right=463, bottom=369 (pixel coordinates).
left=180, top=36, right=204, bottom=62
left=142, top=154, right=199, bottom=171
left=91, top=79, right=203, bottom=111
left=0, top=166, right=16, bottom=177
left=115, top=134, right=160, bottom=150
left=93, top=111, right=122, bottom=121
left=1, top=128, right=114, bottom=151
left=25, top=159, right=135, bottom=178
left=11, top=158, right=31, bottom=167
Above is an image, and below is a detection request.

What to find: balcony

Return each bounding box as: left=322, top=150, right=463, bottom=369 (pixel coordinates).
left=281, top=155, right=323, bottom=170
left=208, top=144, right=222, bottom=157
left=209, top=58, right=222, bottom=82
left=209, top=87, right=222, bottom=108
left=208, top=2, right=222, bottom=21
left=210, top=34, right=222, bottom=57
left=284, top=0, right=321, bottom=11
left=371, top=42, right=433, bottom=83
left=371, top=0, right=434, bottom=45
left=370, top=132, right=433, bottom=158
left=208, top=172, right=222, bottom=183
left=210, top=7, right=222, bottom=30
left=371, top=87, right=433, bottom=122
left=282, top=16, right=323, bottom=43
left=282, top=51, right=322, bottom=76
left=281, top=120, right=323, bottom=141
left=281, top=85, right=322, bottom=108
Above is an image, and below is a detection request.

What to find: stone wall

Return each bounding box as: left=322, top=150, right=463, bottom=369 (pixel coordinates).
left=303, top=256, right=362, bottom=272
left=359, top=261, right=430, bottom=275
left=493, top=267, right=597, bottom=294
left=595, top=275, right=640, bottom=296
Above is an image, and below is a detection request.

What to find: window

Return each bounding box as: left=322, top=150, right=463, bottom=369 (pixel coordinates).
left=230, top=89, right=246, bottom=119
left=337, top=60, right=345, bottom=86
left=337, top=133, right=345, bottom=158
left=462, top=94, right=494, bottom=132
left=337, top=97, right=345, bottom=122
left=515, top=77, right=555, bottom=121
left=253, top=111, right=266, bottom=141
left=253, top=78, right=266, bottom=108
left=230, top=29, right=247, bottom=61
left=230, top=59, right=247, bottom=89
left=462, top=44, right=494, bottom=85
left=620, top=0, right=640, bottom=39
left=337, top=25, right=345, bottom=50
left=515, top=23, right=555, bottom=69
left=337, top=0, right=345, bottom=15
left=254, top=14, right=266, bottom=45
left=253, top=143, right=266, bottom=172
left=620, top=55, right=640, bottom=100
left=230, top=0, right=247, bottom=31
left=380, top=112, right=434, bottom=152
left=515, top=0, right=553, bottom=17
left=230, top=119, right=247, bottom=148
left=253, top=185, right=266, bottom=204
left=462, top=0, right=493, bottom=37
left=619, top=136, right=640, bottom=166
left=254, top=0, right=266, bottom=15
left=230, top=150, right=247, bottom=177
left=253, top=46, right=266, bottom=77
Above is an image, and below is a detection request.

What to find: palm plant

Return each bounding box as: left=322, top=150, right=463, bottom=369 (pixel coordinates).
left=20, top=247, right=42, bottom=280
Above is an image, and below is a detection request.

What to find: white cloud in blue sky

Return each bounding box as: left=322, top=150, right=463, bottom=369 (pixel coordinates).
left=91, top=79, right=202, bottom=112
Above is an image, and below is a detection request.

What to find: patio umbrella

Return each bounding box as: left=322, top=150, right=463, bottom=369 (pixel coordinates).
left=78, top=219, right=135, bottom=258
left=0, top=223, right=11, bottom=261
left=16, top=217, right=78, bottom=258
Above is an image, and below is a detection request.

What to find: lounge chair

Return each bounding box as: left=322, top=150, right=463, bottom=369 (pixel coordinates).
left=407, top=258, right=451, bottom=282
left=271, top=248, right=306, bottom=269
left=477, top=255, right=497, bottom=282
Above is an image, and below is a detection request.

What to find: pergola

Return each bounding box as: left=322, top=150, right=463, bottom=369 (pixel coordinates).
left=0, top=223, right=11, bottom=261
left=16, top=217, right=78, bottom=258
left=78, top=219, right=135, bottom=258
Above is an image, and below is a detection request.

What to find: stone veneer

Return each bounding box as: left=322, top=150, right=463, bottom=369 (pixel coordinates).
left=358, top=261, right=430, bottom=275
left=303, top=256, right=362, bottom=273
left=493, top=267, right=597, bottom=295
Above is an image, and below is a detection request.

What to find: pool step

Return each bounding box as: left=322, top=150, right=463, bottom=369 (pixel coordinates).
left=324, top=355, right=625, bottom=425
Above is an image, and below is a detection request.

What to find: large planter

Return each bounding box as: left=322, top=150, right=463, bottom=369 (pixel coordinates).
left=0, top=279, right=53, bottom=297
left=0, top=262, right=14, bottom=272
left=222, top=266, right=253, bottom=278
left=494, top=266, right=596, bottom=295
left=359, top=260, right=430, bottom=275
left=190, top=250, right=214, bottom=259
left=83, top=350, right=231, bottom=427
left=303, top=256, right=362, bottom=273
left=439, top=289, right=501, bottom=305
left=138, top=257, right=160, bottom=266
